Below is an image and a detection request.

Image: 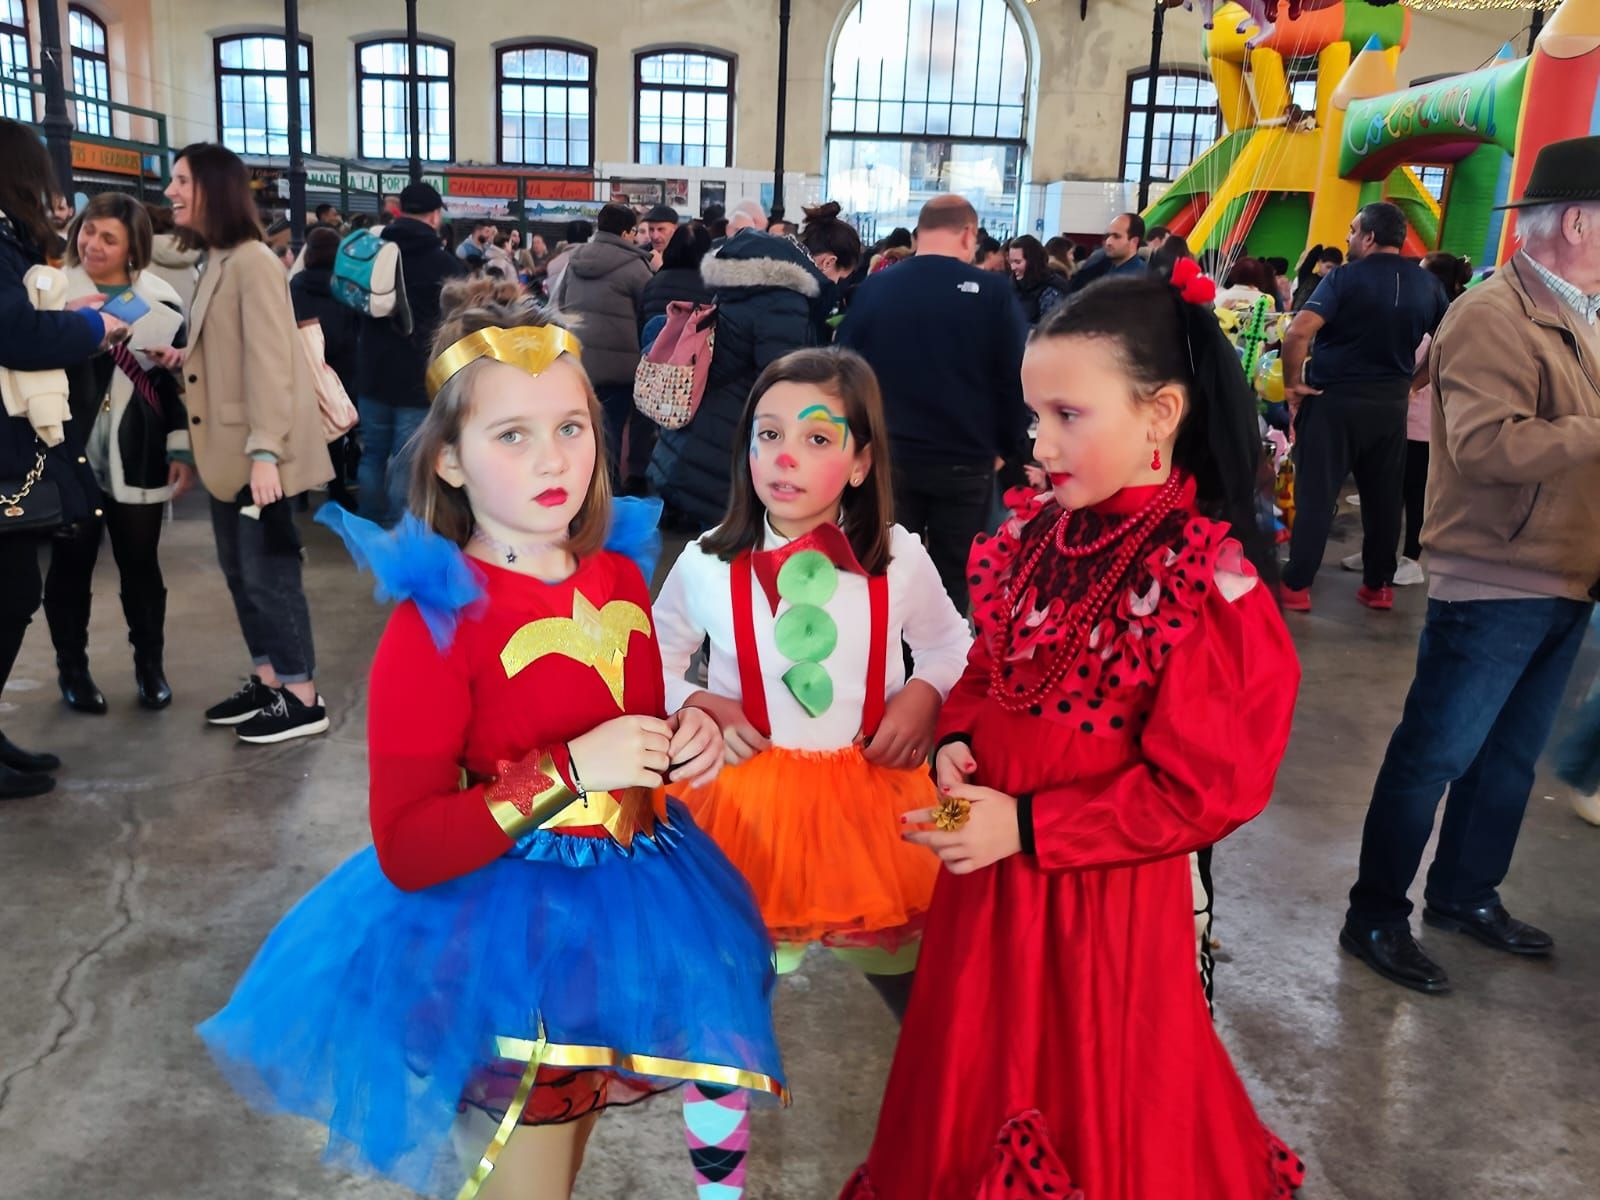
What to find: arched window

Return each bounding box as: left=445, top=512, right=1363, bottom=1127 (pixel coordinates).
left=1121, top=68, right=1220, bottom=185
left=0, top=0, right=32, bottom=122
left=499, top=42, right=594, bottom=169
left=635, top=49, right=734, bottom=168
left=827, top=0, right=1029, bottom=238
left=358, top=39, right=453, bottom=162
left=68, top=6, right=110, bottom=136
left=214, top=34, right=313, bottom=156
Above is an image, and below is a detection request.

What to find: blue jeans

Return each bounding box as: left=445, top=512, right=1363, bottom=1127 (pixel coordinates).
left=1556, top=682, right=1600, bottom=794
left=1347, top=596, right=1592, bottom=931
left=356, top=398, right=426, bottom=527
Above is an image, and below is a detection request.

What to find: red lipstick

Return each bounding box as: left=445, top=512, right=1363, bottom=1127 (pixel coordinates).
left=1049, top=473, right=1071, bottom=486
left=535, top=488, right=568, bottom=507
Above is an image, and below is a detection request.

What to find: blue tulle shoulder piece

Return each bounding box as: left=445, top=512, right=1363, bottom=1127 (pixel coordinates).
left=607, top=495, right=664, bottom=583
left=315, top=506, right=484, bottom=652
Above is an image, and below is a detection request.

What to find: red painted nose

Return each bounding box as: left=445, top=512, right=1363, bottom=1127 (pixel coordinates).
left=775, top=452, right=798, bottom=469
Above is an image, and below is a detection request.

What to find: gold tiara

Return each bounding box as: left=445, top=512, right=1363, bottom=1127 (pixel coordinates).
left=425, top=325, right=583, bottom=402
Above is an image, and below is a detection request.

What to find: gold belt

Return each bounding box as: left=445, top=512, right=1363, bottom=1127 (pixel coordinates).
left=467, top=761, right=666, bottom=848
left=536, top=784, right=664, bottom=846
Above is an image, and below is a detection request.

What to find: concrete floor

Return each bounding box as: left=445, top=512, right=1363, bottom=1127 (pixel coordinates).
left=1, top=495, right=1597, bottom=1200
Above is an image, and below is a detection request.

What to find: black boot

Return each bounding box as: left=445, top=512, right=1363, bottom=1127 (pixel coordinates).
left=0, top=732, right=60, bottom=773
left=57, top=659, right=107, bottom=713
left=123, top=589, right=171, bottom=710
left=45, top=590, right=107, bottom=714
left=0, top=762, right=54, bottom=800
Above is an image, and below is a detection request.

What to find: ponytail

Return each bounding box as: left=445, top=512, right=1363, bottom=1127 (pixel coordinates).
left=1036, top=269, right=1276, bottom=582
left=1167, top=262, right=1276, bottom=583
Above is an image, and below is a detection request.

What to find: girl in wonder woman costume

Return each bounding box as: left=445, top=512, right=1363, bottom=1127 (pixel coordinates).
left=197, top=287, right=785, bottom=1200
left=653, top=347, right=971, bottom=1199
left=842, top=264, right=1305, bottom=1199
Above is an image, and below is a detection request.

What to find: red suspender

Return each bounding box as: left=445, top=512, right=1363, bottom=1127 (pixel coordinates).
left=861, top=573, right=890, bottom=738
left=730, top=554, right=772, bottom=737
left=731, top=552, right=890, bottom=741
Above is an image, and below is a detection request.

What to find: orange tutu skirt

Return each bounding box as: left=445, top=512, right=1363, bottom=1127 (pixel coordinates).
left=679, top=745, right=939, bottom=950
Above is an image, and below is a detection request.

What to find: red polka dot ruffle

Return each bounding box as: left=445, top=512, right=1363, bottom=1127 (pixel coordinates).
left=967, top=487, right=1253, bottom=737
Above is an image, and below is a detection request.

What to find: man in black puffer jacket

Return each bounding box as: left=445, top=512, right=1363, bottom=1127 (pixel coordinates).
left=549, top=203, right=653, bottom=490
left=648, top=229, right=831, bottom=530
left=354, top=182, right=465, bottom=525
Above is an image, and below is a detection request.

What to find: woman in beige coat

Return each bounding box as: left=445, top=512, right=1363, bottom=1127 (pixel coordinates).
left=150, top=144, right=333, bottom=745
left=51, top=193, right=194, bottom=716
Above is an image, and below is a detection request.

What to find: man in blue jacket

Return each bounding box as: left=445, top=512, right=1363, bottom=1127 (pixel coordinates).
left=355, top=182, right=466, bottom=525
left=838, top=195, right=1029, bottom=614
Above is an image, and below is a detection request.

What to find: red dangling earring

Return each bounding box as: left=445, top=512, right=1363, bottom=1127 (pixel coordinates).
left=1151, top=446, right=1162, bottom=472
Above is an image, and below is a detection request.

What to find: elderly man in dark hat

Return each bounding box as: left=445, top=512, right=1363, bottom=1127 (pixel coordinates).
left=641, top=203, right=679, bottom=269
left=1341, top=136, right=1600, bottom=994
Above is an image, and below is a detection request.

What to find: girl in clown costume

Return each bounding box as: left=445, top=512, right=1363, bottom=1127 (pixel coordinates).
left=653, top=346, right=972, bottom=1199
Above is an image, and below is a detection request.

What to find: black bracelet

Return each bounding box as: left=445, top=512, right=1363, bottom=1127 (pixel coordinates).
left=563, top=743, right=588, bottom=800
left=1016, top=792, right=1036, bottom=856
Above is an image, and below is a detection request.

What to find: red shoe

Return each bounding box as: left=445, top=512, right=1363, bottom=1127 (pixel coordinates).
left=1279, top=584, right=1312, bottom=612
left=1357, top=585, right=1394, bottom=610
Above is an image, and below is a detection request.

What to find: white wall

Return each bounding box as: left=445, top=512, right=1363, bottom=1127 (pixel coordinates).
left=31, top=0, right=1535, bottom=189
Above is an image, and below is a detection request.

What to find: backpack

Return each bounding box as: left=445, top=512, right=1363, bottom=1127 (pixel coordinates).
left=331, top=229, right=412, bottom=335
left=633, top=301, right=716, bottom=430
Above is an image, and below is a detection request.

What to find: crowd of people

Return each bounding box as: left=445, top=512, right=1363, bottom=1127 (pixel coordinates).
left=5, top=106, right=1600, bottom=1200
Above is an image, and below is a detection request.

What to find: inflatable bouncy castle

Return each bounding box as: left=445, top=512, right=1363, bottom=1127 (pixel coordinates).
left=1143, top=0, right=1600, bottom=268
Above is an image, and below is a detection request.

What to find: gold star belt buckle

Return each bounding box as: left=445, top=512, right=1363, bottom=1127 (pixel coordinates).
left=933, top=794, right=971, bottom=832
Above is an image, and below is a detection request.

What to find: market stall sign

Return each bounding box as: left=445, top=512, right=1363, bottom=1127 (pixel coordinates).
left=71, top=140, right=154, bottom=178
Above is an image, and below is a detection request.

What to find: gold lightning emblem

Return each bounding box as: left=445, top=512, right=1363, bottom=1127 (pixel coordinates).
left=499, top=591, right=652, bottom=709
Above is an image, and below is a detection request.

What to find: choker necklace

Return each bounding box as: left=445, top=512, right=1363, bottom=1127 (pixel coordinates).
left=471, top=527, right=560, bottom=567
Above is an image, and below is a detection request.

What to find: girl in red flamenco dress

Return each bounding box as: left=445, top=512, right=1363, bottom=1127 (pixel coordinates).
left=841, top=265, right=1306, bottom=1200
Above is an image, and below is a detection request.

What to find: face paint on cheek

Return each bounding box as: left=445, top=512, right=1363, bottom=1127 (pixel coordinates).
left=749, top=424, right=770, bottom=463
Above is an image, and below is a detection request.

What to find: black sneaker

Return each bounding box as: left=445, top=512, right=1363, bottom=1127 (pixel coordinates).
left=205, top=675, right=274, bottom=726
left=236, top=687, right=330, bottom=745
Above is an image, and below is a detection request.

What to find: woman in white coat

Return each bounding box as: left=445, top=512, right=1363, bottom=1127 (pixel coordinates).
left=48, top=193, right=194, bottom=712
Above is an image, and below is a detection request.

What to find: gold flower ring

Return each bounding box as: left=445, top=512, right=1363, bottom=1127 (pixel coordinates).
left=933, top=793, right=972, bottom=832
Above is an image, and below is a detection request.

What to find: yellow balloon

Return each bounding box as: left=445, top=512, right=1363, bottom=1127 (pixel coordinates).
left=1256, top=353, right=1285, bottom=404
left=1215, top=306, right=1240, bottom=337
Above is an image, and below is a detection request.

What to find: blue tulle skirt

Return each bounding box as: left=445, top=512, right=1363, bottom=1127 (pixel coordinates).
left=198, top=801, right=783, bottom=1198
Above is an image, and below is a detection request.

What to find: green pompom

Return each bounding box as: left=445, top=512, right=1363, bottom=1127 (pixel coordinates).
left=782, top=661, right=834, bottom=717
left=777, top=550, right=838, bottom=606
left=774, top=603, right=837, bottom=663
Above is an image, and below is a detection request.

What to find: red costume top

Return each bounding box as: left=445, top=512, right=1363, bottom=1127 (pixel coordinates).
left=365, top=550, right=664, bottom=892
left=843, top=479, right=1306, bottom=1200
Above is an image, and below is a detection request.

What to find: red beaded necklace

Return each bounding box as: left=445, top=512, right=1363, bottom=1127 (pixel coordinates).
left=990, top=472, right=1187, bottom=713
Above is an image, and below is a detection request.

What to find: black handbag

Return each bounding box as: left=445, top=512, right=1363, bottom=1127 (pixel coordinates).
left=0, top=446, right=65, bottom=535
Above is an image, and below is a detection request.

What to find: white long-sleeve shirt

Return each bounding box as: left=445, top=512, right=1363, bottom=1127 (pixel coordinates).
left=655, top=521, right=973, bottom=751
